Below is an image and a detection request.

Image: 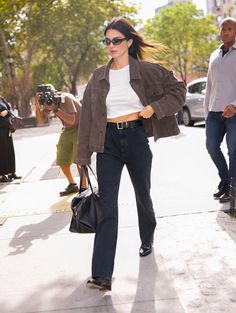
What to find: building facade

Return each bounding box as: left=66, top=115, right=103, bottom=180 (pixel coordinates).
left=155, top=0, right=236, bottom=18
left=207, top=0, right=236, bottom=21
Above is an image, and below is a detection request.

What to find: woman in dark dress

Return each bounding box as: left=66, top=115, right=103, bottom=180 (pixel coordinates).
left=0, top=95, right=21, bottom=182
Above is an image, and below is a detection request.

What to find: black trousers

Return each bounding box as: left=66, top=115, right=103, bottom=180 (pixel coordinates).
left=0, top=128, right=15, bottom=175
left=92, top=123, right=156, bottom=279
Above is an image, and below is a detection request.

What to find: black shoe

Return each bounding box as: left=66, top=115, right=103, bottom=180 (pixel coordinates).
left=86, top=277, right=112, bottom=291
left=219, top=192, right=230, bottom=203
left=139, top=243, right=153, bottom=257
left=59, top=183, right=79, bottom=196
left=0, top=175, right=13, bottom=183
left=213, top=182, right=229, bottom=198
left=8, top=173, right=22, bottom=180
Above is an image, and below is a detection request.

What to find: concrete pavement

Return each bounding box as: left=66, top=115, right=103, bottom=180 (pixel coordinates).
left=1, top=120, right=236, bottom=313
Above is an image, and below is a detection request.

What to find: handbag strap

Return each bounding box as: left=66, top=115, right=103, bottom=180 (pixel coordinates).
left=79, top=165, right=96, bottom=193
left=87, top=164, right=97, bottom=180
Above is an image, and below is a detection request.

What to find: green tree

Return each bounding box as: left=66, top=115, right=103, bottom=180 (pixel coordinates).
left=33, top=0, right=138, bottom=95
left=144, top=2, right=219, bottom=84
left=0, top=0, right=138, bottom=117
left=0, top=0, right=63, bottom=116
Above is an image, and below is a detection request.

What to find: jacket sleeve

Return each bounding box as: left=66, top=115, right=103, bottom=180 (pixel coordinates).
left=77, top=79, right=93, bottom=165
left=151, top=67, right=186, bottom=120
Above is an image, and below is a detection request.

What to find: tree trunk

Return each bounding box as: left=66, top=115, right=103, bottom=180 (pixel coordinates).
left=18, top=65, right=32, bottom=117
left=71, top=78, right=77, bottom=96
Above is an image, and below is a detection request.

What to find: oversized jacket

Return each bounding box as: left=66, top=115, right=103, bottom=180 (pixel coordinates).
left=77, top=56, right=186, bottom=165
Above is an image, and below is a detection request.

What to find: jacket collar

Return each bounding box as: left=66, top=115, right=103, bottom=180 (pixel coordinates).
left=98, top=55, right=142, bottom=82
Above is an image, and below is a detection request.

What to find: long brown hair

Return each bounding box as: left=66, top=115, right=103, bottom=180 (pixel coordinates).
left=104, top=17, right=163, bottom=61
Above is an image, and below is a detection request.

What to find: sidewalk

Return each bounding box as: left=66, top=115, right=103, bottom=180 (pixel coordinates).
left=1, top=122, right=236, bottom=313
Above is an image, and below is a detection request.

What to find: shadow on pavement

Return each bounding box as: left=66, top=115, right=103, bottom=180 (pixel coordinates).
left=8, top=197, right=71, bottom=255
left=0, top=276, right=117, bottom=313
left=1, top=249, right=184, bottom=313
left=131, top=252, right=158, bottom=312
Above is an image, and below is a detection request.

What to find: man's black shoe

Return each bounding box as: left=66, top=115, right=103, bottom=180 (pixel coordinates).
left=213, top=182, right=229, bottom=198
left=59, top=183, right=79, bottom=197
left=139, top=243, right=153, bottom=257
left=86, top=277, right=112, bottom=291
left=219, top=192, right=230, bottom=203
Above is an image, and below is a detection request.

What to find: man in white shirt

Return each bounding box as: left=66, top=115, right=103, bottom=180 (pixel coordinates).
left=204, top=17, right=236, bottom=203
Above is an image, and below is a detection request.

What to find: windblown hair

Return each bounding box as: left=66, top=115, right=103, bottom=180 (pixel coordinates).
left=104, top=17, right=164, bottom=61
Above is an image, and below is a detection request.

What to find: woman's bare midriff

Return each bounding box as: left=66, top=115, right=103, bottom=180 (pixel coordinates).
left=107, top=112, right=140, bottom=123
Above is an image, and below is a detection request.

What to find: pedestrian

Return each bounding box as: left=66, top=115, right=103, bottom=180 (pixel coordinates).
left=0, top=96, right=22, bottom=183
left=77, top=16, right=186, bottom=291
left=37, top=85, right=87, bottom=196
left=11, top=103, right=19, bottom=117
left=204, top=17, right=236, bottom=203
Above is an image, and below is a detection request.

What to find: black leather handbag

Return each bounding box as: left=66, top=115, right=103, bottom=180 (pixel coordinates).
left=9, top=113, right=23, bottom=133
left=69, top=165, right=101, bottom=234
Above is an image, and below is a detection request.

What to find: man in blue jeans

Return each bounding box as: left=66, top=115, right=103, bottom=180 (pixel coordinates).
left=204, top=17, right=236, bottom=203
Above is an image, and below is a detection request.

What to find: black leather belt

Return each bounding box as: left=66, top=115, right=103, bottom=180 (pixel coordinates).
left=107, top=119, right=142, bottom=130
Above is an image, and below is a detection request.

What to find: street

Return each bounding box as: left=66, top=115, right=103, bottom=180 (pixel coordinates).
left=1, top=120, right=235, bottom=313
left=4, top=120, right=227, bottom=218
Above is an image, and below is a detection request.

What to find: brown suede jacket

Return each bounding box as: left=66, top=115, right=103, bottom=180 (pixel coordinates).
left=77, top=56, right=186, bottom=165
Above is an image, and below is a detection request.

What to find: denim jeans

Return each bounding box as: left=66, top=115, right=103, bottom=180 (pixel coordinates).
left=206, top=111, right=236, bottom=187
left=92, top=123, right=157, bottom=279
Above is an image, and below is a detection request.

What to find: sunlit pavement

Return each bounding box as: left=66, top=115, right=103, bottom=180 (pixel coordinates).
left=1, top=121, right=236, bottom=313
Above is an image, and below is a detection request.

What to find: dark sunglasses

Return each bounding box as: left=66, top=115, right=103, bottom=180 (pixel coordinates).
left=102, top=37, right=127, bottom=46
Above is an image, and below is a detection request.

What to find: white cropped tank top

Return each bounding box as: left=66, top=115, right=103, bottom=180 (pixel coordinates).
left=106, top=65, right=144, bottom=118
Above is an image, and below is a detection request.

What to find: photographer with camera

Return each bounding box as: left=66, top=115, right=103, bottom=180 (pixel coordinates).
left=36, top=84, right=87, bottom=196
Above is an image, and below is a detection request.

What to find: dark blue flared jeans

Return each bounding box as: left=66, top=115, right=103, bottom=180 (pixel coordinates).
left=92, top=123, right=157, bottom=279
left=206, top=111, right=236, bottom=187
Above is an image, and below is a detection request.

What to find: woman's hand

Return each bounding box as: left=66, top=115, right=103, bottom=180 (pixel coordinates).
left=139, top=105, right=154, bottom=119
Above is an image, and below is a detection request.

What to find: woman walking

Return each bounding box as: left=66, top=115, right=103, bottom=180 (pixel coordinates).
left=77, top=17, right=186, bottom=291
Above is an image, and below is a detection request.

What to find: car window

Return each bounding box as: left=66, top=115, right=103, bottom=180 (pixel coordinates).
left=188, top=81, right=206, bottom=94
left=199, top=82, right=206, bottom=93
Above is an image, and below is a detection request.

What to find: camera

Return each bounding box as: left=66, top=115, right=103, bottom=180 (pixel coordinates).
left=37, top=84, right=65, bottom=106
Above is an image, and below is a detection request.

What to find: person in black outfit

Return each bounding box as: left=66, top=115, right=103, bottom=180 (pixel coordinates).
left=0, top=96, right=22, bottom=183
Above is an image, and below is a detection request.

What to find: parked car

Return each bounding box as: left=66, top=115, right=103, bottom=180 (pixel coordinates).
left=182, top=77, right=207, bottom=126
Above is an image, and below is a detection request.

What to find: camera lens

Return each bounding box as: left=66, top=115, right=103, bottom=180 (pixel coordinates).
left=46, top=98, right=53, bottom=105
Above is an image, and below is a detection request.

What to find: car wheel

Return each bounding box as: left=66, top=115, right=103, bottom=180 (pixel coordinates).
left=176, top=110, right=183, bottom=124
left=183, top=108, right=194, bottom=126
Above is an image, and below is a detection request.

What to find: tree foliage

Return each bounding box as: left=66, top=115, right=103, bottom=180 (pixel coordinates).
left=0, top=0, right=138, bottom=116
left=144, top=2, right=219, bottom=84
